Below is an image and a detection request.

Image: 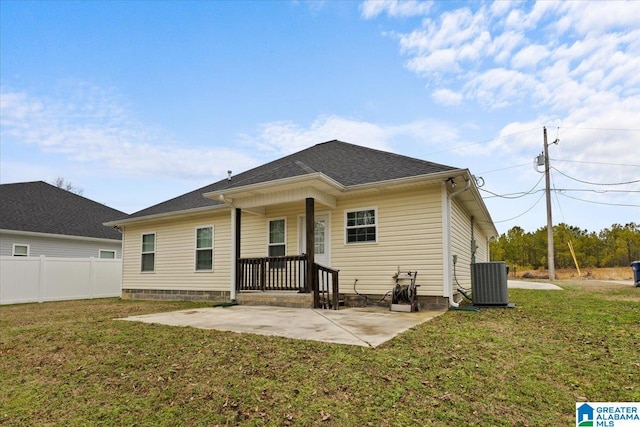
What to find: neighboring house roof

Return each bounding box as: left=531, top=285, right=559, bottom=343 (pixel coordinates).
left=0, top=181, right=126, bottom=241
left=124, top=140, right=460, bottom=220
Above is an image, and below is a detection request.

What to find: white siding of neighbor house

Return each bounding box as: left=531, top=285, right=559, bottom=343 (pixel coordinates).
left=450, top=198, right=491, bottom=291
left=121, top=211, right=231, bottom=292
left=0, top=231, right=122, bottom=259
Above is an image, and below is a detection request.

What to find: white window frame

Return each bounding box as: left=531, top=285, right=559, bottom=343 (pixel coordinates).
left=12, top=243, right=30, bottom=257
left=344, top=207, right=378, bottom=244
left=267, top=218, right=287, bottom=257
left=99, top=249, right=116, bottom=259
left=194, top=225, right=214, bottom=272
left=141, top=232, right=156, bottom=273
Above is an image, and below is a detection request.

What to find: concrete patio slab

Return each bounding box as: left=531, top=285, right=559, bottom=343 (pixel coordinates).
left=119, top=305, right=446, bottom=348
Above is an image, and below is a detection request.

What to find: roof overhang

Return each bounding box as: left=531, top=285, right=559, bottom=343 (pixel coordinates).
left=103, top=204, right=228, bottom=228
left=445, top=170, right=499, bottom=239
left=0, top=228, right=122, bottom=244
left=105, top=169, right=499, bottom=238
left=205, top=170, right=466, bottom=210
left=204, top=173, right=345, bottom=212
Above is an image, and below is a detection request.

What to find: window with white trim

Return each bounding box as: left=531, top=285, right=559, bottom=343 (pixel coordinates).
left=345, top=208, right=377, bottom=243
left=99, top=249, right=116, bottom=259
left=12, top=244, right=29, bottom=257
left=141, top=233, right=155, bottom=272
left=268, top=219, right=286, bottom=257
left=195, top=226, right=214, bottom=271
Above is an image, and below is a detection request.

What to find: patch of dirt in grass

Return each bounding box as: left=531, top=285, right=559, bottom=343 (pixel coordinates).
left=517, top=267, right=633, bottom=281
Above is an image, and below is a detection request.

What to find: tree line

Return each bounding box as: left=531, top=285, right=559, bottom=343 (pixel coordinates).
left=490, top=222, right=640, bottom=269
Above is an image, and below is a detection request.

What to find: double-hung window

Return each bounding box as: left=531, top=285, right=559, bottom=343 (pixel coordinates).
left=345, top=208, right=377, bottom=244
left=195, top=226, right=214, bottom=271
left=268, top=217, right=286, bottom=256
left=268, top=219, right=286, bottom=269
left=141, top=233, right=156, bottom=272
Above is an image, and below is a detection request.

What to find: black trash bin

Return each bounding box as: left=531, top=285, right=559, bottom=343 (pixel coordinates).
left=631, top=261, right=640, bottom=287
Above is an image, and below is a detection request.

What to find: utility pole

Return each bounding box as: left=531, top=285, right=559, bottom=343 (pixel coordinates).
left=543, top=127, right=556, bottom=281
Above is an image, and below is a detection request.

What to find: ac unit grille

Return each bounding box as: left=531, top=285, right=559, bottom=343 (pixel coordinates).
left=471, top=262, right=508, bottom=305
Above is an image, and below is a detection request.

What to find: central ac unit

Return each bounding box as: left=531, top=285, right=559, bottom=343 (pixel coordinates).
left=471, top=262, right=509, bottom=306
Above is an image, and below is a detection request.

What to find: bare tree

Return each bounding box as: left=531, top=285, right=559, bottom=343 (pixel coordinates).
left=53, top=177, right=84, bottom=196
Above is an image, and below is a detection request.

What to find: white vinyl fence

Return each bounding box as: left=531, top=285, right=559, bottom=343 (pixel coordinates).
left=0, top=256, right=122, bottom=305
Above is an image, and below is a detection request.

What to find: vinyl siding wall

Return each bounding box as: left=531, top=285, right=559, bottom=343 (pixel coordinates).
left=0, top=231, right=122, bottom=258
left=238, top=185, right=445, bottom=296
left=121, top=211, right=231, bottom=292
left=120, top=185, right=448, bottom=297
left=450, top=198, right=491, bottom=291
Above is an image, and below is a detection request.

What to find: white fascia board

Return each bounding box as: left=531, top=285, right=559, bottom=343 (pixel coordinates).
left=343, top=169, right=468, bottom=193
left=103, top=204, right=228, bottom=227
left=203, top=172, right=345, bottom=201
left=0, top=229, right=121, bottom=244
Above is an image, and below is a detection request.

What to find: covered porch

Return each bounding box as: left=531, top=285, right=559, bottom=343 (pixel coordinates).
left=204, top=175, right=343, bottom=309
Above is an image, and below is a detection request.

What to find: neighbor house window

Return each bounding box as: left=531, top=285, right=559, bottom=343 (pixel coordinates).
left=99, top=249, right=116, bottom=259
left=141, top=233, right=155, bottom=272
left=345, top=208, right=377, bottom=243
left=12, top=244, right=29, bottom=257
left=195, top=226, right=214, bottom=271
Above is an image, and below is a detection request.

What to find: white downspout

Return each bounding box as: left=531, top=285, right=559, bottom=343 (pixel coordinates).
left=221, top=195, right=237, bottom=301
left=230, top=207, right=237, bottom=301
left=445, top=179, right=471, bottom=308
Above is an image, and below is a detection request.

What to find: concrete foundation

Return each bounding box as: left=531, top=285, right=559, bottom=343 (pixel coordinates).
left=122, top=288, right=451, bottom=310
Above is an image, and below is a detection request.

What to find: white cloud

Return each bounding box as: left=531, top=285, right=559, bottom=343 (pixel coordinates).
left=464, top=68, right=540, bottom=109
left=373, top=0, right=640, bottom=124
left=0, top=85, right=257, bottom=181
left=431, top=88, right=463, bottom=106
left=510, top=44, right=548, bottom=69
left=240, top=114, right=460, bottom=156
left=360, top=0, right=432, bottom=19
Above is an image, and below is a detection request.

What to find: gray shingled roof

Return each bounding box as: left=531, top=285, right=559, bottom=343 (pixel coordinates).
left=126, top=140, right=459, bottom=220
left=0, top=181, right=126, bottom=240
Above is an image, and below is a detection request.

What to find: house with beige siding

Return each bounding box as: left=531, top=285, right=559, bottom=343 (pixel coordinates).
left=106, top=140, right=497, bottom=309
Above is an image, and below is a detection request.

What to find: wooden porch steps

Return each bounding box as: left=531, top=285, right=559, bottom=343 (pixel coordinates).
left=235, top=291, right=313, bottom=309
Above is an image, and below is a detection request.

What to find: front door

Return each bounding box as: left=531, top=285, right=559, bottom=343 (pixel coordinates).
left=298, top=213, right=330, bottom=267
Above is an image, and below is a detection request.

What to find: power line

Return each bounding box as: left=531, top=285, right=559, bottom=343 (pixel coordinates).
left=552, top=167, right=640, bottom=186
left=551, top=158, right=640, bottom=168
left=491, top=192, right=546, bottom=223
left=558, top=126, right=640, bottom=132
left=551, top=171, right=566, bottom=224
left=480, top=174, right=544, bottom=199
left=553, top=188, right=640, bottom=193
left=424, top=127, right=540, bottom=156
left=477, top=162, right=531, bottom=175
left=557, top=192, right=640, bottom=207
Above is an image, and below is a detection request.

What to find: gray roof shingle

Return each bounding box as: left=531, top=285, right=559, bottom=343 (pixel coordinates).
left=0, top=181, right=126, bottom=240
left=125, top=140, right=459, bottom=220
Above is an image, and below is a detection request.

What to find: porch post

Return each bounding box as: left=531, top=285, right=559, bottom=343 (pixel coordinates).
left=305, top=198, right=317, bottom=305
left=230, top=208, right=241, bottom=301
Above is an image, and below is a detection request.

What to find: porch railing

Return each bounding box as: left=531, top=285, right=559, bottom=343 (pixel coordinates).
left=237, top=255, right=340, bottom=309
left=314, top=263, right=340, bottom=310
left=238, top=255, right=307, bottom=292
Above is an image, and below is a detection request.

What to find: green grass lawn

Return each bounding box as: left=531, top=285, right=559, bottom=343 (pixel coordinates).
left=1, top=281, right=638, bottom=426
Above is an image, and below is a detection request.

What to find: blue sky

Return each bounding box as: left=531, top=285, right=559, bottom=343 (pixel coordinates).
left=1, top=0, right=639, bottom=234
